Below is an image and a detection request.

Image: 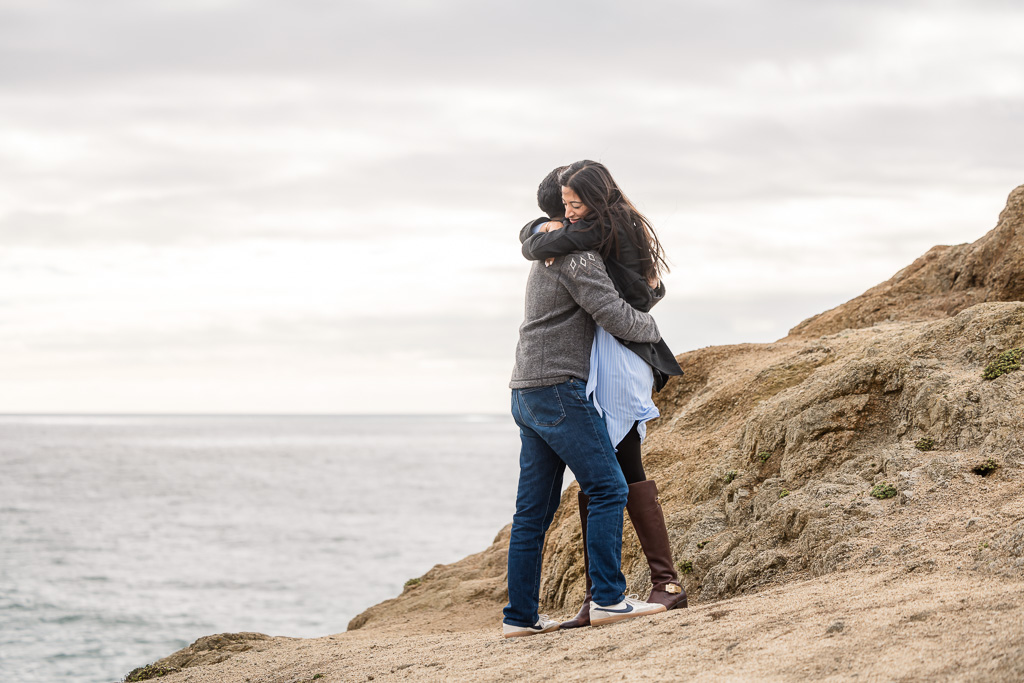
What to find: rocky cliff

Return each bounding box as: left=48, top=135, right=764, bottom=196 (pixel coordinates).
left=349, top=185, right=1024, bottom=632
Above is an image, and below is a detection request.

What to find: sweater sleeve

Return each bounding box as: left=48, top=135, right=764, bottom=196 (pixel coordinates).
left=560, top=252, right=661, bottom=343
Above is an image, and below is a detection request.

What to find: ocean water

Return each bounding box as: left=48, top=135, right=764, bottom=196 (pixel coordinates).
left=0, top=414, right=526, bottom=683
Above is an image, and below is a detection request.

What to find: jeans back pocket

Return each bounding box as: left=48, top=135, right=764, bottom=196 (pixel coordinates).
left=517, top=385, right=566, bottom=427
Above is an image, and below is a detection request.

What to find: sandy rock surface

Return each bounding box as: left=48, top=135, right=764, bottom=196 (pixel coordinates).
left=134, top=186, right=1024, bottom=682
left=140, top=566, right=1024, bottom=682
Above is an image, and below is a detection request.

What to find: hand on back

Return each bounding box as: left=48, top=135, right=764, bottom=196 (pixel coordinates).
left=538, top=221, right=565, bottom=266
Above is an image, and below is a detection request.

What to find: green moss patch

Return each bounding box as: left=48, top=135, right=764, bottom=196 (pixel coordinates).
left=915, top=437, right=935, bottom=451
left=870, top=482, right=898, bottom=500
left=983, top=347, right=1022, bottom=380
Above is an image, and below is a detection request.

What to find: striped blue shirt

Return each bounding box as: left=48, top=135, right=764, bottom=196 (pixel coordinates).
left=586, top=325, right=660, bottom=447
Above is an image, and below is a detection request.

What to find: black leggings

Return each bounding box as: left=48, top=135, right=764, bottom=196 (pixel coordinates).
left=615, top=421, right=647, bottom=485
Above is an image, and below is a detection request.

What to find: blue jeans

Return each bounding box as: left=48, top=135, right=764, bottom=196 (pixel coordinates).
left=503, top=379, right=629, bottom=627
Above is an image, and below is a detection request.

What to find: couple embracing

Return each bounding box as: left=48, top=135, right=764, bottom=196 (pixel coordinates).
left=503, top=160, right=687, bottom=638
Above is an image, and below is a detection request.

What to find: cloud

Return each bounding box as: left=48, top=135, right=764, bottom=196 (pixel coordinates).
left=0, top=1, right=871, bottom=83
left=2, top=0, right=1023, bottom=411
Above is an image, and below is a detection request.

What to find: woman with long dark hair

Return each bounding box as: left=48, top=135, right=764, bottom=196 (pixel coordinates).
left=520, top=160, right=687, bottom=627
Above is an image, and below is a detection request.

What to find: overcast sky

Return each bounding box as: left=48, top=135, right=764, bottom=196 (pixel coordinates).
left=1, top=0, right=1022, bottom=414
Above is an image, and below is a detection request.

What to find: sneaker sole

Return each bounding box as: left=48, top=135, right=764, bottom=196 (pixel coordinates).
left=590, top=604, right=667, bottom=626
left=502, top=623, right=560, bottom=639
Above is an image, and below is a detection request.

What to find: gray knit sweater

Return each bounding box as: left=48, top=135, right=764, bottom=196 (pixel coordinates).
left=510, top=250, right=661, bottom=389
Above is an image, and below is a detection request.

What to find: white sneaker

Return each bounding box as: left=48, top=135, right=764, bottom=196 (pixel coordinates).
left=502, top=615, right=560, bottom=638
left=590, top=594, right=667, bottom=626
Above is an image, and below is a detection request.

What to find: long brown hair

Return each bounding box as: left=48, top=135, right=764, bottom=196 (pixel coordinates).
left=560, top=160, right=668, bottom=282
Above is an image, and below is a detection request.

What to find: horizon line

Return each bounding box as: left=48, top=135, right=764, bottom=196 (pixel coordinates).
left=0, top=412, right=509, bottom=419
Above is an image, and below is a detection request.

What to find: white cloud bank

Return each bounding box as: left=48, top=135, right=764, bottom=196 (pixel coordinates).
left=1, top=1, right=1022, bottom=413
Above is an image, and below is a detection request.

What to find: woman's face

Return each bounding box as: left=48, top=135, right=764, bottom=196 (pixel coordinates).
left=561, top=186, right=590, bottom=223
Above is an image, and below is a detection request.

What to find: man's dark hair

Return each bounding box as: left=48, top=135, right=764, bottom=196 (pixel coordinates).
left=537, top=165, right=567, bottom=218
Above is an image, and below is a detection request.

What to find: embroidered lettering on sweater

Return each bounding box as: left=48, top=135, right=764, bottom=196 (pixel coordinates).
left=568, top=252, right=598, bottom=278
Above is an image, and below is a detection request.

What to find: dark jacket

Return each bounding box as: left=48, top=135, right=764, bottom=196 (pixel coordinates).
left=519, top=217, right=684, bottom=391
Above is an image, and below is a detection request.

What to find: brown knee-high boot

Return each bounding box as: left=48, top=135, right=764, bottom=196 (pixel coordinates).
left=559, top=491, right=592, bottom=629
left=626, top=480, right=688, bottom=610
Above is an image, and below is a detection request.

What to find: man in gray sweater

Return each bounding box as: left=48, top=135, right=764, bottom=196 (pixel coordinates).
left=502, top=171, right=667, bottom=637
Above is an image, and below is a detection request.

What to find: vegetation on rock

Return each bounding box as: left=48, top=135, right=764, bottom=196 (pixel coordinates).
left=870, top=482, right=898, bottom=500
left=123, top=665, right=178, bottom=682
left=915, top=438, right=935, bottom=451
left=983, top=347, right=1023, bottom=380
